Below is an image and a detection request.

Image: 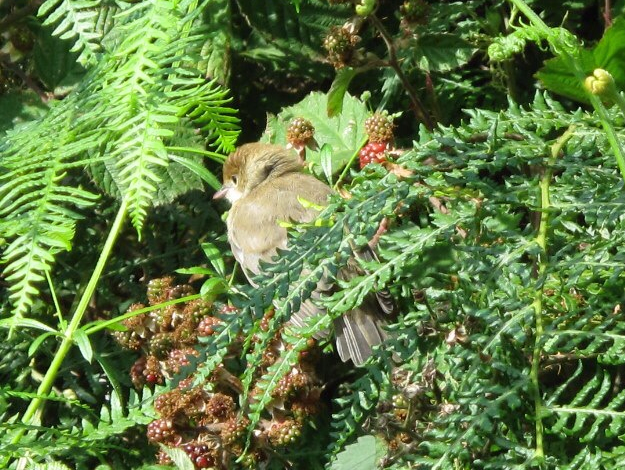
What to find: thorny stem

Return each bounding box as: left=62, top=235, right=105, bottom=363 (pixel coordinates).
left=369, top=14, right=434, bottom=130
left=603, top=0, right=612, bottom=28
left=530, top=127, right=575, bottom=463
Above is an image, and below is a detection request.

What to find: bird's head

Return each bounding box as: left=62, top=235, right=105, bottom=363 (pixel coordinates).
left=213, top=143, right=303, bottom=203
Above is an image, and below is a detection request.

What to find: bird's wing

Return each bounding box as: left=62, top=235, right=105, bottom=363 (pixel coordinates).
left=227, top=173, right=332, bottom=280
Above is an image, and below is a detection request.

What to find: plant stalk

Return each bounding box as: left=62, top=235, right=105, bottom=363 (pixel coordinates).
left=7, top=199, right=129, bottom=466
left=530, top=127, right=574, bottom=462
left=369, top=14, right=434, bottom=130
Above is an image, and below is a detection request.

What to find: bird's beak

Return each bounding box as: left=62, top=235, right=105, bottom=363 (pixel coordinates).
left=213, top=184, right=230, bottom=200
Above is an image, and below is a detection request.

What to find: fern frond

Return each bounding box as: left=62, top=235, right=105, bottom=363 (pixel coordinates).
left=1, top=0, right=239, bottom=317
left=39, top=0, right=116, bottom=66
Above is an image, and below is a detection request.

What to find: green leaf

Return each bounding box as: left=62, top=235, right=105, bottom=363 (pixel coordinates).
left=176, top=266, right=217, bottom=276
left=412, top=33, right=477, bottom=72
left=330, top=435, right=387, bottom=470
left=199, top=0, right=232, bottom=84
left=73, top=328, right=93, bottom=363
left=263, top=91, right=368, bottom=177
left=169, top=153, right=221, bottom=190
left=200, top=277, right=228, bottom=298
left=202, top=242, right=227, bottom=277
left=159, top=444, right=195, bottom=470
left=328, top=67, right=359, bottom=117
left=320, top=143, right=334, bottom=185
left=0, top=317, right=56, bottom=333
left=28, top=331, right=58, bottom=357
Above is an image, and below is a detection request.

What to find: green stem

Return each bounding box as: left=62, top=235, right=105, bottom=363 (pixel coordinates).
left=334, top=136, right=368, bottom=190
left=530, top=127, right=575, bottom=463
left=83, top=293, right=201, bottom=336
left=7, top=199, right=129, bottom=464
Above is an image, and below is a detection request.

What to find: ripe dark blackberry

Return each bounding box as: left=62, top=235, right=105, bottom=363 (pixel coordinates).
left=322, top=26, right=360, bottom=69
left=130, top=356, right=147, bottom=388
left=365, top=111, right=395, bottom=144
left=359, top=142, right=388, bottom=168
left=287, top=118, right=315, bottom=147
left=182, top=442, right=214, bottom=469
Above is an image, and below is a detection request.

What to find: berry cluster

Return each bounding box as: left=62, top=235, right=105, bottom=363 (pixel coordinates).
left=322, top=25, right=360, bottom=69
left=117, top=278, right=323, bottom=469
left=360, top=111, right=396, bottom=169
left=113, top=276, right=221, bottom=388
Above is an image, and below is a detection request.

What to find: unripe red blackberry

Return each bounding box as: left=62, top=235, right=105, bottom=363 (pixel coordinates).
left=167, top=283, right=194, bottom=301
left=323, top=26, right=360, bottom=69
left=144, top=355, right=164, bottom=385
left=166, top=347, right=198, bottom=374
left=154, top=389, right=183, bottom=416
left=273, top=366, right=313, bottom=399
left=359, top=142, right=388, bottom=168
left=157, top=449, right=172, bottom=465
left=287, top=118, right=315, bottom=147
left=146, top=418, right=176, bottom=443
left=218, top=303, right=238, bottom=315
left=198, top=316, right=221, bottom=336
left=365, top=111, right=394, bottom=144
left=267, top=419, right=302, bottom=446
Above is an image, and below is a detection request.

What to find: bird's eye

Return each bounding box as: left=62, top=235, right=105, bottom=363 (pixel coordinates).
left=231, top=175, right=238, bottom=185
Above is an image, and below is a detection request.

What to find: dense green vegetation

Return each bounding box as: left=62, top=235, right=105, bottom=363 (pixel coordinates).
left=2, top=0, right=625, bottom=468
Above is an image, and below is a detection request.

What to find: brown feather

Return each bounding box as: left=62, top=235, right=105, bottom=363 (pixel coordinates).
left=217, top=143, right=393, bottom=366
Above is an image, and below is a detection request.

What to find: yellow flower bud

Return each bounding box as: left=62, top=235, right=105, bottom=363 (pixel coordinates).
left=584, top=68, right=617, bottom=100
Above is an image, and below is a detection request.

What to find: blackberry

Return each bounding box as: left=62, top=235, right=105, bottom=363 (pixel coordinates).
left=287, top=118, right=315, bottom=147
left=146, top=418, right=176, bottom=443
left=198, top=316, right=221, bottom=336
left=267, top=419, right=302, bottom=446
left=323, top=26, right=360, bottom=69
left=359, top=142, right=388, bottom=168
left=365, top=111, right=395, bottom=144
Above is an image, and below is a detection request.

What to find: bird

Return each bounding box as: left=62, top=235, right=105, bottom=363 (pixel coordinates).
left=213, top=142, right=393, bottom=366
